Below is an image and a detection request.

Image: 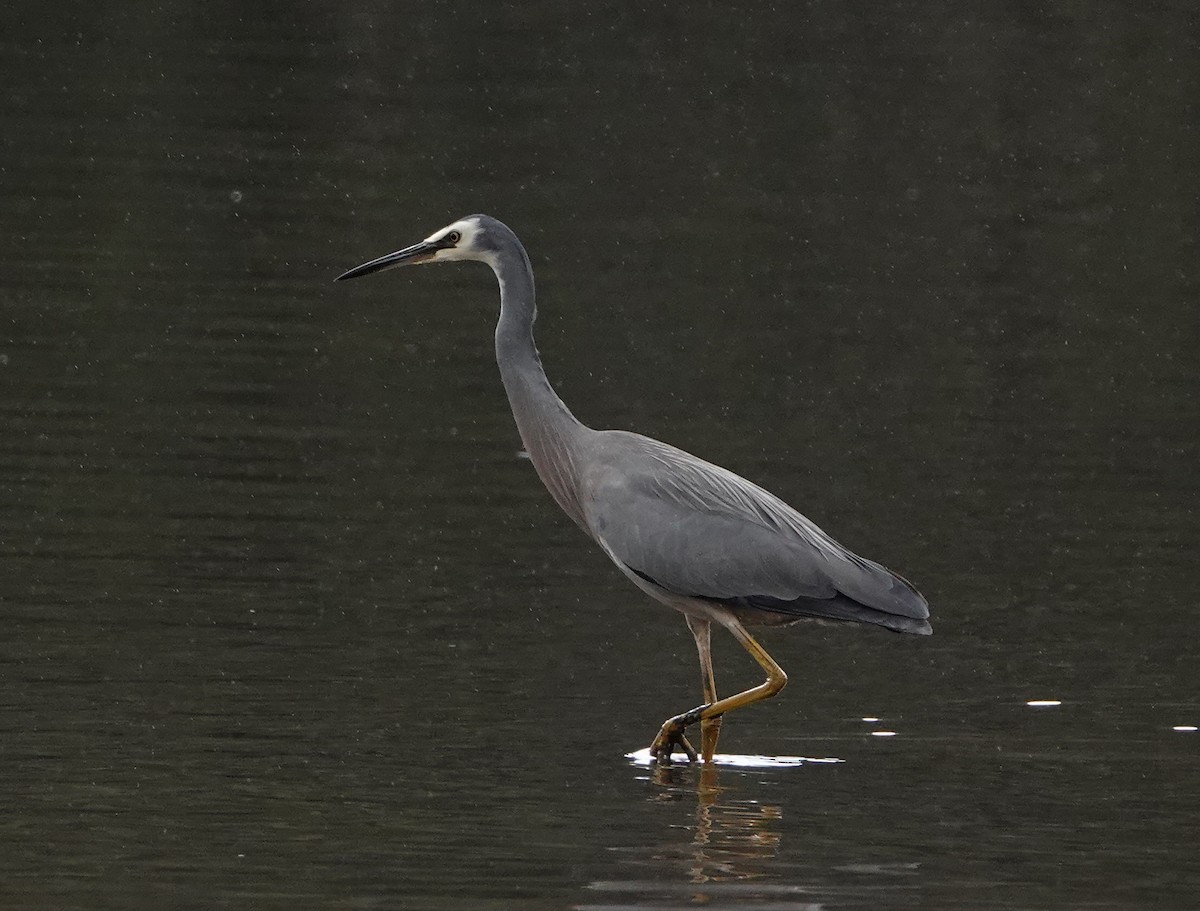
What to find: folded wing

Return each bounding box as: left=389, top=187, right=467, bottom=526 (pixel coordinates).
left=583, top=433, right=931, bottom=635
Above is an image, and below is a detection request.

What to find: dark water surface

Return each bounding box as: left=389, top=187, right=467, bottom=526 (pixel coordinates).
left=3, top=4, right=1198, bottom=909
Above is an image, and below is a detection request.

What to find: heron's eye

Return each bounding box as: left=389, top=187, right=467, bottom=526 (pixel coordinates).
left=446, top=231, right=461, bottom=244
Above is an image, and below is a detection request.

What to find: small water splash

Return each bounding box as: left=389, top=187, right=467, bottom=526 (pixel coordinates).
left=625, top=748, right=842, bottom=768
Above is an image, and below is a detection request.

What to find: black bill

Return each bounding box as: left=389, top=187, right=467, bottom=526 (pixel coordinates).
left=335, top=240, right=441, bottom=281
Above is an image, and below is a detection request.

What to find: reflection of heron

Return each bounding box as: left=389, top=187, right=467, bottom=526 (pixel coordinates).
left=650, top=764, right=783, bottom=884
left=338, top=214, right=932, bottom=762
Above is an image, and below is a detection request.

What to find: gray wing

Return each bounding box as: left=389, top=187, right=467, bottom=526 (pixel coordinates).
left=583, top=433, right=930, bottom=634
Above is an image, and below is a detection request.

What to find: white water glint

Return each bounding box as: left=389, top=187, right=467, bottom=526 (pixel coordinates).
left=625, top=748, right=842, bottom=768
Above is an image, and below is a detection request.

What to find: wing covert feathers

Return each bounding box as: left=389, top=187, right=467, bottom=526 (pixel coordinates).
left=583, top=432, right=931, bottom=635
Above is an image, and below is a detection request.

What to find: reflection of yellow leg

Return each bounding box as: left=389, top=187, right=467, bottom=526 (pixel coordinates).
left=651, top=613, right=787, bottom=763
left=686, top=616, right=722, bottom=762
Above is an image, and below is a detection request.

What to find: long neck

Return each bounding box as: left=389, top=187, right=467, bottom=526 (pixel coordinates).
left=490, top=237, right=590, bottom=530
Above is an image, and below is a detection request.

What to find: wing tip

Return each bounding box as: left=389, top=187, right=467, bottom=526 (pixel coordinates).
left=897, top=616, right=933, bottom=636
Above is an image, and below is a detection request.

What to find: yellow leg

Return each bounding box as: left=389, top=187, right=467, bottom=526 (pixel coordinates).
left=686, top=616, right=722, bottom=762
left=650, top=613, right=787, bottom=763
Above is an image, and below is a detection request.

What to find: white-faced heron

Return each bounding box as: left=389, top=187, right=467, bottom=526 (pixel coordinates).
left=337, top=214, right=931, bottom=763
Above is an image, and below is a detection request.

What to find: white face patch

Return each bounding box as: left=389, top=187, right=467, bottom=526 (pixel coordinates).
left=422, top=217, right=494, bottom=265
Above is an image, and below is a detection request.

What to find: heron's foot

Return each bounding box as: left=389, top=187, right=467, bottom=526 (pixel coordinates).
left=650, top=717, right=697, bottom=764
left=649, top=705, right=710, bottom=764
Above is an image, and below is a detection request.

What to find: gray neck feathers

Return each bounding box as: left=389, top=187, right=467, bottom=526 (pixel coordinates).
left=489, top=231, right=589, bottom=530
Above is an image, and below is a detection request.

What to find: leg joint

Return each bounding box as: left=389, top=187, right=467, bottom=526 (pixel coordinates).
left=767, top=668, right=787, bottom=696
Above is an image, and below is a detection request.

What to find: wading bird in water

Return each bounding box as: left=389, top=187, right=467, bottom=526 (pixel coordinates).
left=337, top=215, right=931, bottom=763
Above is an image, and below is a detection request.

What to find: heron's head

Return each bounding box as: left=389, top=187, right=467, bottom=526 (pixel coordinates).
left=336, top=215, right=499, bottom=281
